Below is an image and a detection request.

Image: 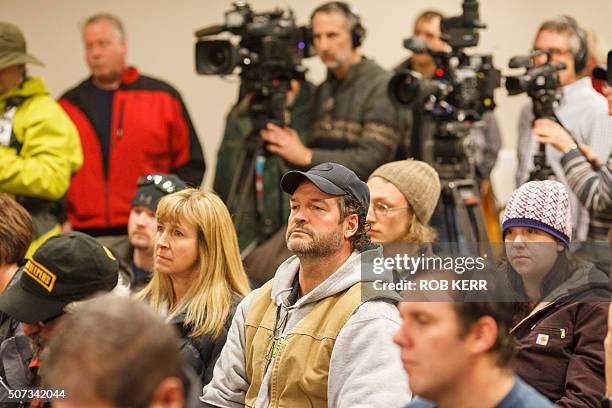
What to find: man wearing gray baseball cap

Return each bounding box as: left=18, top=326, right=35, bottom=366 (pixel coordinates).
left=0, top=22, right=82, bottom=256
left=202, top=162, right=410, bottom=407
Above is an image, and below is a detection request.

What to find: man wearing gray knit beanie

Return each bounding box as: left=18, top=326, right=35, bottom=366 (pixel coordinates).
left=367, top=159, right=441, bottom=243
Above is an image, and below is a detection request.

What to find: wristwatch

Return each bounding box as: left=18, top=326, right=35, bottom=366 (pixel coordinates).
left=562, top=143, right=578, bottom=154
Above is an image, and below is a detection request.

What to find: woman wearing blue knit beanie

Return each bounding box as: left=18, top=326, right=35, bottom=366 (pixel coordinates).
left=501, top=180, right=609, bottom=406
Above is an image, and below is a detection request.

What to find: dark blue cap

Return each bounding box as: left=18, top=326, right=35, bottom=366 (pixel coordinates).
left=280, top=163, right=369, bottom=215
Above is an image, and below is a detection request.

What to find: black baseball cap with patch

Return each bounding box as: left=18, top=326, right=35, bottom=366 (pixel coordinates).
left=280, top=162, right=370, bottom=215
left=131, top=174, right=187, bottom=212
left=0, top=232, right=119, bottom=324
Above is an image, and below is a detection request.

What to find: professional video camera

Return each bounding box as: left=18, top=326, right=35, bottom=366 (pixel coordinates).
left=389, top=0, right=500, bottom=248
left=194, top=0, right=311, bottom=127
left=390, top=52, right=499, bottom=121
left=505, top=51, right=566, bottom=180
left=194, top=1, right=312, bottom=252
left=389, top=0, right=500, bottom=180
left=505, top=51, right=565, bottom=120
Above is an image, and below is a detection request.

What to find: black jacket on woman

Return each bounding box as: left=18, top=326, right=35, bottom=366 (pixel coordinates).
left=169, top=295, right=241, bottom=386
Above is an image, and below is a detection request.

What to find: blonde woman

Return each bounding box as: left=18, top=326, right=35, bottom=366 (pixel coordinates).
left=137, top=188, right=251, bottom=385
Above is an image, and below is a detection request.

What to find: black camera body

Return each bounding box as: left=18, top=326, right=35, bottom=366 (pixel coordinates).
left=390, top=52, right=499, bottom=121
left=505, top=51, right=566, bottom=181
left=195, top=1, right=310, bottom=86
left=505, top=52, right=565, bottom=120
left=440, top=0, right=484, bottom=49
left=388, top=0, right=500, bottom=180
left=194, top=1, right=311, bottom=127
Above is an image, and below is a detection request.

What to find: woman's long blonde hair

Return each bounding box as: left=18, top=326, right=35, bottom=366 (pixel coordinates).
left=136, top=188, right=250, bottom=338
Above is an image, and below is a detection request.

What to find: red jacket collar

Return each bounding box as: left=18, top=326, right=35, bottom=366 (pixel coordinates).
left=120, top=66, right=140, bottom=85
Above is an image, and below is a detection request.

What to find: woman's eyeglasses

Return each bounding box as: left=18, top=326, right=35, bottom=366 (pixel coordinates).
left=371, top=202, right=410, bottom=218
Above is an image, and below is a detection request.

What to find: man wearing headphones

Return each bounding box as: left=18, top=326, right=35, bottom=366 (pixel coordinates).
left=516, top=16, right=609, bottom=241
left=230, top=1, right=403, bottom=286
left=260, top=1, right=402, bottom=181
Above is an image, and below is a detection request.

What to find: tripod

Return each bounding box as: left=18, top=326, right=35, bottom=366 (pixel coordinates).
left=439, top=179, right=490, bottom=244
left=420, top=115, right=493, bottom=256
left=528, top=142, right=556, bottom=181
left=226, top=80, right=291, bottom=259
left=527, top=84, right=563, bottom=182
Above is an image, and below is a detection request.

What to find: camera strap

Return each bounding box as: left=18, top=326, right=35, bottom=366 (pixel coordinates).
left=0, top=106, right=17, bottom=148
left=255, top=153, right=266, bottom=217
left=0, top=97, right=26, bottom=149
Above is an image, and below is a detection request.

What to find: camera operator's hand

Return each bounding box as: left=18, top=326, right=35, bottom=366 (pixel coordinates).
left=534, top=119, right=603, bottom=167
left=533, top=119, right=574, bottom=153
left=261, top=123, right=312, bottom=167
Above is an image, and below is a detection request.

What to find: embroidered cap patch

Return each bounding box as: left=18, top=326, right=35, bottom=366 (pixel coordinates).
left=24, top=258, right=57, bottom=292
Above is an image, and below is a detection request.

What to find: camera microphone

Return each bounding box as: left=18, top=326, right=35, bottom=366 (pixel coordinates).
left=194, top=24, right=226, bottom=38
left=403, top=36, right=430, bottom=54
left=508, top=56, right=531, bottom=69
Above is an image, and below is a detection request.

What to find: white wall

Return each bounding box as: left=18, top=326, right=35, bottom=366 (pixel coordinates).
left=4, top=0, right=611, bottom=202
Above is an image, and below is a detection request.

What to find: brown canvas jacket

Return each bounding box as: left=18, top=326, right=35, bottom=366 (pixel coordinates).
left=511, top=261, right=609, bottom=407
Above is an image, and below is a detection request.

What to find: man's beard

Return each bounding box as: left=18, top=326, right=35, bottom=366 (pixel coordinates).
left=322, top=57, right=341, bottom=70
left=319, top=47, right=353, bottom=71
left=128, top=228, right=154, bottom=251
left=286, top=223, right=343, bottom=258
left=130, top=237, right=152, bottom=251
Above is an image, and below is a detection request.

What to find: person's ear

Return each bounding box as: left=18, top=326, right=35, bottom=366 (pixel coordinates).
left=465, top=316, right=498, bottom=356
left=344, top=213, right=359, bottom=239
left=557, top=243, right=565, bottom=253
left=148, top=377, right=184, bottom=408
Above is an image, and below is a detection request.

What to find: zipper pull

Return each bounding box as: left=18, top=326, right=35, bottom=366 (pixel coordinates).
left=116, top=99, right=125, bottom=139
left=560, top=328, right=566, bottom=339
left=271, top=337, right=284, bottom=359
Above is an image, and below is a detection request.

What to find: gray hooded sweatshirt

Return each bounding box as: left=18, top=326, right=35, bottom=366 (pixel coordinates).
left=201, top=247, right=411, bottom=407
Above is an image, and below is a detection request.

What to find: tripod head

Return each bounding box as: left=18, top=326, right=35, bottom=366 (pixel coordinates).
left=529, top=143, right=556, bottom=181
left=247, top=78, right=294, bottom=134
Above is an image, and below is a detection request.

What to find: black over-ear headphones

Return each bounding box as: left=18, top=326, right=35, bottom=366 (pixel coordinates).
left=560, top=15, right=588, bottom=74
left=311, top=1, right=366, bottom=48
